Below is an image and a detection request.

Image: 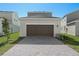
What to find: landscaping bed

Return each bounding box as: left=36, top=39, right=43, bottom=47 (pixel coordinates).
left=0, top=32, right=20, bottom=55
left=57, top=33, right=79, bottom=52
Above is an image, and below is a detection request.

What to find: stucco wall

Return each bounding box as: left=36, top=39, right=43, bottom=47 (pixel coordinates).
left=0, top=18, right=4, bottom=35
left=11, top=12, right=20, bottom=32
left=60, top=16, right=67, bottom=33
left=67, top=25, right=76, bottom=36
left=12, top=13, right=20, bottom=26
left=20, top=18, right=61, bottom=37
left=75, top=22, right=79, bottom=36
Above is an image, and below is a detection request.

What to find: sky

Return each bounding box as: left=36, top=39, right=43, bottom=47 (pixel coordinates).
left=0, top=3, right=79, bottom=17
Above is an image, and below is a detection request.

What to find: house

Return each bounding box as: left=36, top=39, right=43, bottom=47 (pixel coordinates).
left=0, top=11, right=20, bottom=35
left=63, top=10, right=79, bottom=36
left=0, top=17, right=4, bottom=36
left=20, top=12, right=62, bottom=37
left=1, top=10, right=79, bottom=37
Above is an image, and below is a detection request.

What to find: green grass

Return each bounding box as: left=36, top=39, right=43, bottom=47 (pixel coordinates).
left=0, top=43, right=14, bottom=55
left=58, top=33, right=79, bottom=53
left=69, top=45, right=79, bottom=52
left=0, top=32, right=20, bottom=55
left=9, top=32, right=20, bottom=43
left=0, top=36, right=7, bottom=44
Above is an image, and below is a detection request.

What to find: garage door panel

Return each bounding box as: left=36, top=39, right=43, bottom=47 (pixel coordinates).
left=27, top=25, right=53, bottom=36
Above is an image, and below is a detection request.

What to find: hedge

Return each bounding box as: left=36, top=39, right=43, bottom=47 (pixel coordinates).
left=58, top=33, right=79, bottom=45
left=0, top=32, right=19, bottom=46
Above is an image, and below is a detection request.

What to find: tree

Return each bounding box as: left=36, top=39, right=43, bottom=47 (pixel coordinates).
left=2, top=17, right=10, bottom=43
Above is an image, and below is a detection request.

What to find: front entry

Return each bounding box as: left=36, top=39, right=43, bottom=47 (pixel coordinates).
left=27, top=25, right=54, bottom=36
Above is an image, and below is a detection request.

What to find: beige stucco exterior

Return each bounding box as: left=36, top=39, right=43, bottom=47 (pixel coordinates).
left=20, top=17, right=61, bottom=37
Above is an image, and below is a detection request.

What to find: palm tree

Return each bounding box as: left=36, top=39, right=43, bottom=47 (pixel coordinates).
left=2, top=17, right=10, bottom=43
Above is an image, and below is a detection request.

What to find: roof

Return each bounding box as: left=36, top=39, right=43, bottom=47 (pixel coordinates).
left=0, top=11, right=15, bottom=13
left=28, top=11, right=52, bottom=13
left=63, top=9, right=79, bottom=17
left=20, top=16, right=60, bottom=18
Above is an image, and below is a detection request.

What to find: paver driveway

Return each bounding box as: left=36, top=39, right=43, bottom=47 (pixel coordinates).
left=3, top=36, right=79, bottom=56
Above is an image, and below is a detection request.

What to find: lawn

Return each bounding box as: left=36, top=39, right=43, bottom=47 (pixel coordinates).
left=0, top=36, right=7, bottom=45
left=0, top=32, right=20, bottom=55
left=58, top=33, right=79, bottom=53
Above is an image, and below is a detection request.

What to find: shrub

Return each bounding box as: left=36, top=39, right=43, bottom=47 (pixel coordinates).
left=0, top=32, right=19, bottom=46
left=58, top=33, right=79, bottom=45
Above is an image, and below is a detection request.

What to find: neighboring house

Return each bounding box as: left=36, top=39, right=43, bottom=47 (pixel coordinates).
left=63, top=10, right=79, bottom=36
left=0, top=11, right=20, bottom=34
left=20, top=12, right=61, bottom=37
left=0, top=17, right=4, bottom=36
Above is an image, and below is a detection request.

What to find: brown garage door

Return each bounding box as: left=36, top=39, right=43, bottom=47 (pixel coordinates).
left=27, top=25, right=54, bottom=36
